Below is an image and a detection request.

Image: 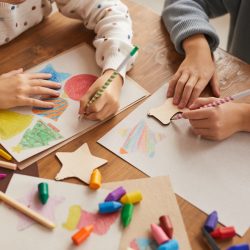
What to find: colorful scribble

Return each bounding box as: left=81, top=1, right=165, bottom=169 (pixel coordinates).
left=0, top=110, right=33, bottom=140
left=32, top=98, right=68, bottom=121
left=12, top=120, right=63, bottom=153
left=119, top=120, right=165, bottom=157
left=39, top=64, right=70, bottom=83
left=63, top=205, right=119, bottom=235
left=16, top=188, right=65, bottom=231
left=130, top=238, right=158, bottom=250
left=64, top=74, right=97, bottom=101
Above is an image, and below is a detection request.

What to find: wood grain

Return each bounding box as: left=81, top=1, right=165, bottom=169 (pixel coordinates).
left=1, top=0, right=250, bottom=248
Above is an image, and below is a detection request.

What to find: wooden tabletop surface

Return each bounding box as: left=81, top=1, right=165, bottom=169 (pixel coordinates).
left=0, top=0, right=250, bottom=249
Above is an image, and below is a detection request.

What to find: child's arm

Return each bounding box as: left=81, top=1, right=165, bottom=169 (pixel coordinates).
left=182, top=97, right=250, bottom=141
left=162, top=0, right=228, bottom=108
left=55, top=0, right=134, bottom=120
left=0, top=69, right=61, bottom=109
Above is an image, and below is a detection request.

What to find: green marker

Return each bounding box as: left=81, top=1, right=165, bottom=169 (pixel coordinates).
left=38, top=182, right=49, bottom=205
left=121, top=203, right=134, bottom=227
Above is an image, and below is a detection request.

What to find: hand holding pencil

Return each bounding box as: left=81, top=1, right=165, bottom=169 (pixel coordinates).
left=178, top=97, right=250, bottom=141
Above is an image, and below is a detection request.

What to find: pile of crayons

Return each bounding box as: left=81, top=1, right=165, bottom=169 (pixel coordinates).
left=72, top=186, right=143, bottom=246
left=203, top=211, right=249, bottom=250
left=150, top=215, right=179, bottom=250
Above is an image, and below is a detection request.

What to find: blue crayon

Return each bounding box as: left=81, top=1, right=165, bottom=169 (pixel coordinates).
left=157, top=239, right=179, bottom=250
left=98, top=201, right=122, bottom=214
left=204, top=211, right=218, bottom=232
left=227, top=244, right=250, bottom=250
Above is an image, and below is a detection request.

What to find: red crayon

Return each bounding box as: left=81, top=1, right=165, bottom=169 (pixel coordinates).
left=211, top=226, right=236, bottom=239
left=159, top=215, right=174, bottom=238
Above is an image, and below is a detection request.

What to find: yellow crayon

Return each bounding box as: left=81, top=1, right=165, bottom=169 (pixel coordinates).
left=120, top=191, right=143, bottom=204
left=89, top=169, right=102, bottom=190
left=0, top=149, right=12, bottom=161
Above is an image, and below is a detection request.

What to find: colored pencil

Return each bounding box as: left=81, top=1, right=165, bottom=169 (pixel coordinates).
left=172, top=89, right=250, bottom=120
left=0, top=191, right=55, bottom=230
left=0, top=149, right=12, bottom=161
left=79, top=46, right=139, bottom=119
left=0, top=160, right=17, bottom=170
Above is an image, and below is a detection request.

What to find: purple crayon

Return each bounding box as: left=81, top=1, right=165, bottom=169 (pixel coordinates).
left=227, top=244, right=250, bottom=250
left=104, top=186, right=126, bottom=202
left=0, top=173, right=7, bottom=180
left=204, top=211, right=218, bottom=232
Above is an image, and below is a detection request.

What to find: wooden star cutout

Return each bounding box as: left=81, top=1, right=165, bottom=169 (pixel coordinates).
left=55, top=143, right=107, bottom=184
left=148, top=98, right=188, bottom=125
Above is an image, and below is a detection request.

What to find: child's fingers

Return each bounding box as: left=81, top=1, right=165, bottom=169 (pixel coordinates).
left=20, top=97, right=55, bottom=108
left=178, top=75, right=199, bottom=108
left=85, top=104, right=112, bottom=121
left=192, top=127, right=211, bottom=137
left=29, top=86, right=60, bottom=97
left=1, top=68, right=23, bottom=78
left=173, top=72, right=189, bottom=105
left=26, top=73, right=52, bottom=79
left=189, top=118, right=210, bottom=129
left=31, top=79, right=61, bottom=89
left=167, top=72, right=181, bottom=98
left=189, top=97, right=219, bottom=109
left=210, top=71, right=220, bottom=97
left=182, top=108, right=211, bottom=120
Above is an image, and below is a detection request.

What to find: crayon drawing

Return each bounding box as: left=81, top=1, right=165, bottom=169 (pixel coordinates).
left=63, top=204, right=119, bottom=235
left=0, top=110, right=33, bottom=140
left=64, top=74, right=98, bottom=101
left=0, top=44, right=148, bottom=162
left=12, top=120, right=63, bottom=153
left=32, top=98, right=68, bottom=121
left=17, top=188, right=65, bottom=231
left=119, top=120, right=165, bottom=157
left=0, top=174, right=122, bottom=250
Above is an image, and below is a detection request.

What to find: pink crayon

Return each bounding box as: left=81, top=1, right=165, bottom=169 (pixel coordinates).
left=151, top=223, right=169, bottom=245
left=0, top=173, right=7, bottom=180
left=159, top=215, right=174, bottom=238
left=104, top=186, right=126, bottom=202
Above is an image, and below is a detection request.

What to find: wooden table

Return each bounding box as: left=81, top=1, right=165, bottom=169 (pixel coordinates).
left=1, top=1, right=250, bottom=249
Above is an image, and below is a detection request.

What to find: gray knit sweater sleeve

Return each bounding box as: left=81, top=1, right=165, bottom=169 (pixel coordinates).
left=162, top=0, right=227, bottom=55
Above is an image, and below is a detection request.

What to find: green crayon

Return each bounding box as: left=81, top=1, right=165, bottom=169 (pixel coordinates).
left=121, top=203, right=134, bottom=227
left=38, top=182, right=49, bottom=205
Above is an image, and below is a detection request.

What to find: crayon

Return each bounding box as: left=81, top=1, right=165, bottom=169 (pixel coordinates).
left=120, top=191, right=142, bottom=204
left=121, top=203, right=134, bottom=227
left=227, top=244, right=250, bottom=250
left=151, top=223, right=169, bottom=245
left=0, top=173, right=7, bottom=180
left=0, top=191, right=55, bottom=229
left=38, top=182, right=49, bottom=205
left=99, top=201, right=122, bottom=214
left=104, top=186, right=126, bottom=202
left=160, top=215, right=174, bottom=238
left=0, top=149, right=12, bottom=161
left=157, top=239, right=179, bottom=250
left=89, top=169, right=102, bottom=190
left=202, top=227, right=220, bottom=250
left=0, top=160, right=17, bottom=170
left=72, top=225, right=93, bottom=245
left=211, top=226, right=236, bottom=239
left=204, top=211, right=218, bottom=232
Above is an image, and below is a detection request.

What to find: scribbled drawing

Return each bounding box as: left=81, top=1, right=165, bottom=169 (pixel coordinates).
left=39, top=64, right=71, bottom=83
left=119, top=120, right=166, bottom=158
left=16, top=188, right=65, bottom=231
left=0, top=110, right=33, bottom=140
left=63, top=205, right=119, bottom=235
left=32, top=98, right=68, bottom=121
left=12, top=120, right=63, bottom=153
left=130, top=238, right=158, bottom=250
left=64, top=74, right=98, bottom=101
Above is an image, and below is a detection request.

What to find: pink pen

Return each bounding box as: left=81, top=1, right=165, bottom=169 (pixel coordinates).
left=172, top=89, right=250, bottom=120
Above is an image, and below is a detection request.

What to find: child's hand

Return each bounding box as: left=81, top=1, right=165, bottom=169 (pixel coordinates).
left=79, top=70, right=123, bottom=121
left=182, top=97, right=245, bottom=141
left=167, top=34, right=220, bottom=109
left=0, top=69, right=61, bottom=109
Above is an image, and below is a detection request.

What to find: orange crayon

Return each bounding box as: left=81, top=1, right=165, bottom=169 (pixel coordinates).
left=72, top=225, right=94, bottom=245
left=89, top=169, right=102, bottom=190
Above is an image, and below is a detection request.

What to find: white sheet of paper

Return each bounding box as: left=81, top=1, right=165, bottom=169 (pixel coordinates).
left=0, top=174, right=122, bottom=250
left=0, top=44, right=148, bottom=162
left=98, top=84, right=250, bottom=236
